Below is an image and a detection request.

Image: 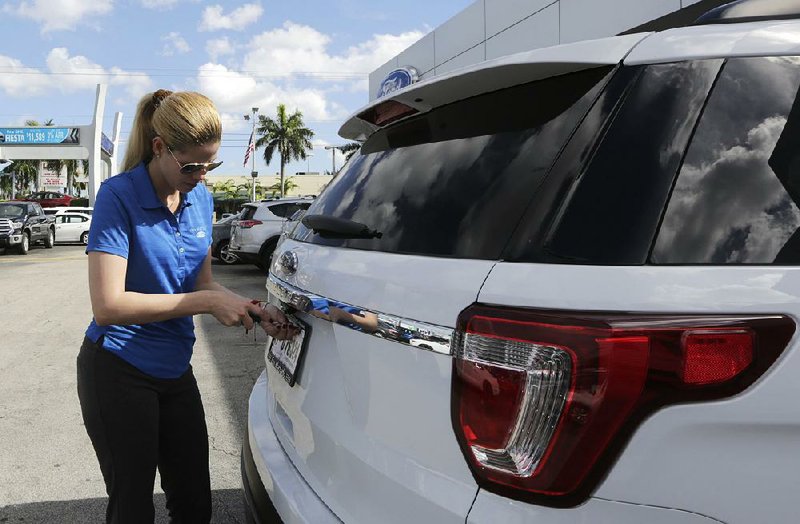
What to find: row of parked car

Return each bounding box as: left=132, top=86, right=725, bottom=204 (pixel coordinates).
left=211, top=196, right=313, bottom=270
left=0, top=201, right=92, bottom=254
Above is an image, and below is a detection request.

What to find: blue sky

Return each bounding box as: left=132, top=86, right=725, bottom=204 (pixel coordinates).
left=0, top=0, right=473, bottom=177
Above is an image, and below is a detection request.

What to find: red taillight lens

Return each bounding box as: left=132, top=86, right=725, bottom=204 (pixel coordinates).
left=452, top=306, right=795, bottom=506
left=358, top=100, right=419, bottom=127
left=237, top=219, right=262, bottom=229
left=682, top=330, right=753, bottom=385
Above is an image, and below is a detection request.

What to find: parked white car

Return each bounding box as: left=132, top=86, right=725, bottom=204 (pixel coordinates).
left=54, top=212, right=91, bottom=244
left=228, top=198, right=313, bottom=271
left=243, top=2, right=800, bottom=523
left=42, top=206, right=94, bottom=217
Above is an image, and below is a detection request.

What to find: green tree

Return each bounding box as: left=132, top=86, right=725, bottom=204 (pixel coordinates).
left=212, top=178, right=240, bottom=199
left=265, top=177, right=299, bottom=198
left=8, top=161, right=38, bottom=196
left=255, top=104, right=314, bottom=198
left=337, top=142, right=361, bottom=161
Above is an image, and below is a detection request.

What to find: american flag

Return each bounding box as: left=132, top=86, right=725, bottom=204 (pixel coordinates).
left=243, top=131, right=255, bottom=167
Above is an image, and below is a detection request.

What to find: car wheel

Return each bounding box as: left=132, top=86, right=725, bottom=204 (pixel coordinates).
left=18, top=233, right=30, bottom=255
left=80, top=232, right=89, bottom=245
left=258, top=238, right=279, bottom=272
left=44, top=228, right=54, bottom=248
left=218, top=240, right=238, bottom=265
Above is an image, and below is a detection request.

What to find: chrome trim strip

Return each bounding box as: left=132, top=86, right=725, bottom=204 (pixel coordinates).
left=266, top=273, right=454, bottom=355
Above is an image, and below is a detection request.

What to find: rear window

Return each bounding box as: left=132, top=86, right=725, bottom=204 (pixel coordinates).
left=651, top=56, right=800, bottom=264
left=292, top=66, right=615, bottom=258
left=240, top=206, right=257, bottom=220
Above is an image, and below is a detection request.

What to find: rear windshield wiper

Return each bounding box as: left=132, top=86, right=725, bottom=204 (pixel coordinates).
left=301, top=214, right=383, bottom=239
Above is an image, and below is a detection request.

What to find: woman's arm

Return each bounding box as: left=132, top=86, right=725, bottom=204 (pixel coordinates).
left=88, top=250, right=259, bottom=328
left=193, top=248, right=298, bottom=339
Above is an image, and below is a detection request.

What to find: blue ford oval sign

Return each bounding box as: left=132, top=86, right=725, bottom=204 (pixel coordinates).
left=376, top=66, right=419, bottom=99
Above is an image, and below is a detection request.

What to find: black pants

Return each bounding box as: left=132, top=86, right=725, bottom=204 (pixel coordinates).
left=77, top=337, right=212, bottom=523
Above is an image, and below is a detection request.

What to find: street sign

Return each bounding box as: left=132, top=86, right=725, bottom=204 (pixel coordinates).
left=0, top=127, right=80, bottom=145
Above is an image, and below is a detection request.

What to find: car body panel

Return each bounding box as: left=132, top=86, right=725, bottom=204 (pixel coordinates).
left=478, top=263, right=800, bottom=523
left=262, top=238, right=495, bottom=523
left=248, top=371, right=341, bottom=524
left=467, top=490, right=723, bottom=524
left=625, top=19, right=800, bottom=65
left=339, top=32, right=650, bottom=141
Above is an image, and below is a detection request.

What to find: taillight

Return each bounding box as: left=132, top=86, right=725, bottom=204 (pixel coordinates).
left=237, top=219, right=262, bottom=229
left=452, top=305, right=795, bottom=506
left=358, top=100, right=419, bottom=127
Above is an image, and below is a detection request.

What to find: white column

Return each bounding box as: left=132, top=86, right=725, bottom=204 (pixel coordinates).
left=88, top=84, right=107, bottom=206
left=110, top=111, right=123, bottom=177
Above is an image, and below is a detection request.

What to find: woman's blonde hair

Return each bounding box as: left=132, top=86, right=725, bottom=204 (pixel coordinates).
left=121, top=89, right=222, bottom=172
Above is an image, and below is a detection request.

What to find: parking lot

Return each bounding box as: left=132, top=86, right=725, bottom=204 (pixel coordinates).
left=0, top=243, right=270, bottom=523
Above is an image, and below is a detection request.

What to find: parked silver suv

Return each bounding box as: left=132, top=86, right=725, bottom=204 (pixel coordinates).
left=228, top=197, right=312, bottom=270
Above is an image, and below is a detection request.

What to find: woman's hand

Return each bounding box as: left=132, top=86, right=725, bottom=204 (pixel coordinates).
left=257, top=304, right=300, bottom=340
left=209, top=290, right=263, bottom=329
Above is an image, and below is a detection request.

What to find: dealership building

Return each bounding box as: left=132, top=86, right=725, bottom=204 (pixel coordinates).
left=370, top=0, right=730, bottom=100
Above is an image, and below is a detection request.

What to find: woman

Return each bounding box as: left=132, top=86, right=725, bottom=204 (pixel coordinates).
left=77, top=89, right=292, bottom=523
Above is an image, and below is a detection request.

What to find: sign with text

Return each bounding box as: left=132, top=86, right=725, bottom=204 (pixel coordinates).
left=0, top=127, right=80, bottom=145
left=100, top=132, right=114, bottom=156
left=42, top=169, right=66, bottom=191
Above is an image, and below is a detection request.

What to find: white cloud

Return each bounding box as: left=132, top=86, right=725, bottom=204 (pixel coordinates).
left=2, top=0, right=112, bottom=32
left=46, top=48, right=154, bottom=99
left=241, top=22, right=423, bottom=82
left=0, top=48, right=153, bottom=101
left=195, top=63, right=346, bottom=123
left=189, top=22, right=424, bottom=142
left=160, top=32, right=191, bottom=56
left=0, top=54, right=49, bottom=97
left=141, top=0, right=180, bottom=9
left=206, top=37, right=235, bottom=61
left=199, top=3, right=263, bottom=32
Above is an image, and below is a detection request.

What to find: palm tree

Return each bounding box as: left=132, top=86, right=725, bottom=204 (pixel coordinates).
left=337, top=142, right=361, bottom=161
left=9, top=161, right=38, bottom=196
left=265, top=177, right=299, bottom=198
left=46, top=158, right=80, bottom=196
left=255, top=104, right=314, bottom=198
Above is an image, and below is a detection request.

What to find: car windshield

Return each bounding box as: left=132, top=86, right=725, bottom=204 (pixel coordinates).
left=0, top=204, right=25, bottom=219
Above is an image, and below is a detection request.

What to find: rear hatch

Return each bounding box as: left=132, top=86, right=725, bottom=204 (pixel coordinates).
left=468, top=50, right=800, bottom=522
left=263, top=47, right=638, bottom=522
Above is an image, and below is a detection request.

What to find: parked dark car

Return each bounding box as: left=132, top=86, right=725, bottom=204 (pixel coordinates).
left=23, top=191, right=74, bottom=208
left=0, top=201, right=55, bottom=254
left=211, top=211, right=241, bottom=265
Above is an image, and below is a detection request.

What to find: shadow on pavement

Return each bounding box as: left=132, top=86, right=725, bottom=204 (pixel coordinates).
left=195, top=260, right=271, bottom=447
left=0, top=488, right=248, bottom=523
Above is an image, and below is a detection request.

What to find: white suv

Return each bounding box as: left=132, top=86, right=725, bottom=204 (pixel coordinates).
left=228, top=198, right=312, bottom=270
left=243, top=3, right=800, bottom=523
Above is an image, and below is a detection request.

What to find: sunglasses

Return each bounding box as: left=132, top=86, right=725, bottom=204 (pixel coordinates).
left=166, top=146, right=223, bottom=174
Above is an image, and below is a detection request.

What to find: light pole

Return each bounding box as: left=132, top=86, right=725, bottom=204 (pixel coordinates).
left=323, top=145, right=337, bottom=175
left=243, top=107, right=259, bottom=201
left=306, top=153, right=314, bottom=174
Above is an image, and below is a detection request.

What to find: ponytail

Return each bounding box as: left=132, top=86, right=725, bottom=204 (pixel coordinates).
left=121, top=89, right=221, bottom=173
left=121, top=89, right=172, bottom=172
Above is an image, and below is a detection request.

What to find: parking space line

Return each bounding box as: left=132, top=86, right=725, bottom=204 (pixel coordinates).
left=0, top=255, right=87, bottom=263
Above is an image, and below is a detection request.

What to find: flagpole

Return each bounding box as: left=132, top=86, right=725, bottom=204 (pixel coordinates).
left=244, top=107, right=259, bottom=202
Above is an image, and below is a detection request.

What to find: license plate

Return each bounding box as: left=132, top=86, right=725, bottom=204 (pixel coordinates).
left=267, top=316, right=310, bottom=387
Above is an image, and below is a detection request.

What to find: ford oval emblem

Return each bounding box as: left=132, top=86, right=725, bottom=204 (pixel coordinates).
left=376, top=66, right=419, bottom=99
left=276, top=250, right=298, bottom=276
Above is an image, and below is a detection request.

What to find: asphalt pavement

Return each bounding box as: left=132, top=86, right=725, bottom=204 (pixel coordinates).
left=0, top=242, right=272, bottom=523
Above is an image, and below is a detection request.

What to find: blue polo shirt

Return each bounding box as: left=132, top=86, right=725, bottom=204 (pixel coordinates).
left=85, top=162, right=214, bottom=378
